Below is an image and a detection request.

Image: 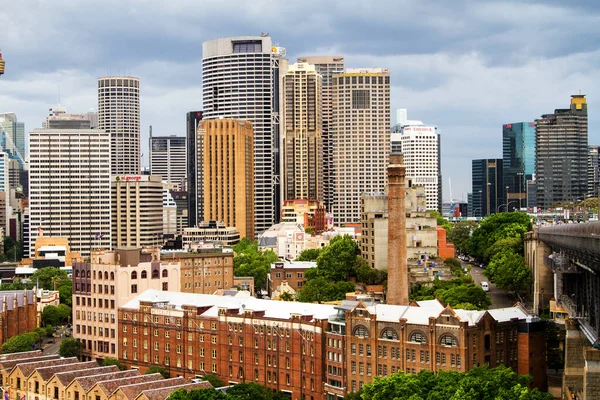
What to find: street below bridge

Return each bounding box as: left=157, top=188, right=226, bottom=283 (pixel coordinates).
left=465, top=262, right=516, bottom=309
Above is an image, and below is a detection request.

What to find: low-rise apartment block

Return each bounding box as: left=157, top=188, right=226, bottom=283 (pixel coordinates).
left=268, top=261, right=317, bottom=297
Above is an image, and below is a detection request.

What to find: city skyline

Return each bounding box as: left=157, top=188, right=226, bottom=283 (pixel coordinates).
left=1, top=1, right=600, bottom=200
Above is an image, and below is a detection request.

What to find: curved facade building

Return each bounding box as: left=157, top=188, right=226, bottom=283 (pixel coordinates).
left=202, top=36, right=286, bottom=237
left=98, top=76, right=140, bottom=176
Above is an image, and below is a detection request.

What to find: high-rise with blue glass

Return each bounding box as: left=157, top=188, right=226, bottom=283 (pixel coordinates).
left=503, top=122, right=535, bottom=210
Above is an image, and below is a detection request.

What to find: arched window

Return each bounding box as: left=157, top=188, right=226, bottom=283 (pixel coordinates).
left=152, top=269, right=159, bottom=279
left=409, top=331, right=427, bottom=344
left=75, top=270, right=80, bottom=278
left=141, top=270, right=147, bottom=279
left=131, top=271, right=137, bottom=279
left=162, top=269, right=168, bottom=278
left=104, top=271, right=109, bottom=280
left=110, top=272, right=115, bottom=280
left=353, top=325, right=369, bottom=338
left=440, top=334, right=458, bottom=347
left=86, top=270, right=91, bottom=278
left=380, top=328, right=399, bottom=340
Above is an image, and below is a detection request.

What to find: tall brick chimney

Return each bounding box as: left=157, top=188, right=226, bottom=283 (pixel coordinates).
left=387, top=153, right=409, bottom=305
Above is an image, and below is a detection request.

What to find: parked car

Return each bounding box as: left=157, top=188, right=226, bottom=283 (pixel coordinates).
left=481, top=282, right=489, bottom=292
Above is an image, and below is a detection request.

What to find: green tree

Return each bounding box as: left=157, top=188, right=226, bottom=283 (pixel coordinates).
left=59, top=338, right=82, bottom=358
left=200, top=374, right=224, bottom=388
left=58, top=280, right=73, bottom=307
left=102, top=357, right=126, bottom=370
left=359, top=366, right=553, bottom=400
left=233, top=239, right=278, bottom=290
left=2, top=331, right=40, bottom=353
left=145, top=365, right=170, bottom=378
left=483, top=237, right=524, bottom=262
left=298, top=277, right=354, bottom=303
left=167, top=388, right=226, bottom=400
left=225, top=382, right=285, bottom=399
left=429, top=210, right=452, bottom=232
left=355, top=263, right=387, bottom=285
left=42, top=305, right=61, bottom=326
left=30, top=267, right=69, bottom=290
left=57, top=304, right=72, bottom=323
left=435, top=283, right=491, bottom=310
left=314, top=235, right=359, bottom=281
left=447, top=221, right=478, bottom=254
left=278, top=291, right=295, bottom=301
left=444, top=257, right=464, bottom=276
left=295, top=248, right=321, bottom=262
left=485, top=250, right=531, bottom=294
left=468, top=213, right=531, bottom=259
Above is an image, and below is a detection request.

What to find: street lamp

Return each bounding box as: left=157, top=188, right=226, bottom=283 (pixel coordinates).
left=497, top=201, right=518, bottom=213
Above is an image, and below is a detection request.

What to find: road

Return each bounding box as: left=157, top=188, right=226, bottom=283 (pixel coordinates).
left=41, top=327, right=69, bottom=355
left=466, top=262, right=516, bottom=309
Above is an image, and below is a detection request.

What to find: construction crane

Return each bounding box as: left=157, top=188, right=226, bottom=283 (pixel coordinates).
left=0, top=49, right=4, bottom=76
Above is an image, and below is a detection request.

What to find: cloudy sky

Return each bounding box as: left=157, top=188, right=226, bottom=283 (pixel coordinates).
left=1, top=0, right=599, bottom=201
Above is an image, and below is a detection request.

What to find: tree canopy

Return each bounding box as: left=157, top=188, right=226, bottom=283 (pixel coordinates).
left=295, top=248, right=322, bottom=262
left=446, top=220, right=478, bottom=254
left=232, top=238, right=278, bottom=290
left=167, top=382, right=289, bottom=400
left=145, top=365, right=170, bottom=378
left=102, top=357, right=126, bottom=370
left=31, top=267, right=70, bottom=290
left=484, top=250, right=531, bottom=295
left=2, top=331, right=40, bottom=353
left=59, top=338, right=82, bottom=358
left=411, top=277, right=490, bottom=310
left=313, top=235, right=360, bottom=281
left=468, top=213, right=531, bottom=259
left=358, top=366, right=552, bottom=400
left=297, top=276, right=355, bottom=304
left=42, top=304, right=72, bottom=326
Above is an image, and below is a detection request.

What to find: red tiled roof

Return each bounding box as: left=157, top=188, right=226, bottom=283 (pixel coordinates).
left=53, top=366, right=119, bottom=386
left=0, top=351, right=43, bottom=362
left=136, top=382, right=213, bottom=400
left=35, top=361, right=99, bottom=381
left=0, top=355, right=59, bottom=373
left=72, top=370, right=139, bottom=392
left=95, top=373, right=163, bottom=397
left=11, top=357, right=77, bottom=377
left=117, top=377, right=187, bottom=400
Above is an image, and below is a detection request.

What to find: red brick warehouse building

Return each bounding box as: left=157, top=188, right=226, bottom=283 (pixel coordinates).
left=0, top=290, right=37, bottom=346
left=118, top=290, right=546, bottom=400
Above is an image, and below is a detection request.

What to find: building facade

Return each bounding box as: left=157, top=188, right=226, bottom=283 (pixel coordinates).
left=281, top=62, right=323, bottom=202
left=202, top=36, right=286, bottom=236
left=502, top=122, right=535, bottom=210
left=28, top=128, right=112, bottom=257
left=0, top=290, right=37, bottom=346
left=280, top=199, right=326, bottom=235
left=0, top=112, right=25, bottom=165
left=186, top=111, right=203, bottom=228
left=98, top=76, right=140, bottom=176
left=201, top=119, right=254, bottom=239
left=118, top=291, right=547, bottom=399
left=112, top=175, right=164, bottom=249
left=588, top=145, right=599, bottom=199
left=535, top=95, right=588, bottom=208
left=471, top=159, right=504, bottom=217
left=43, top=106, right=98, bottom=129
left=268, top=261, right=316, bottom=297
left=72, top=248, right=180, bottom=361
left=182, top=222, right=240, bottom=248
left=149, top=135, right=187, bottom=191
left=332, top=69, right=390, bottom=225
left=296, top=56, right=345, bottom=212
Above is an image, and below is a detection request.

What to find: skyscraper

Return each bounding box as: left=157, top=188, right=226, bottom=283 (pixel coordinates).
left=332, top=68, right=390, bottom=225
left=392, top=110, right=441, bottom=212
left=588, top=145, right=600, bottom=199
left=296, top=56, right=344, bottom=212
left=28, top=128, right=112, bottom=257
left=202, top=36, right=286, bottom=236
left=471, top=159, right=504, bottom=217
left=98, top=76, right=140, bottom=176
left=43, top=106, right=98, bottom=129
left=112, top=175, right=164, bottom=249
left=281, top=62, right=323, bottom=202
left=535, top=95, right=588, bottom=208
left=0, top=112, right=25, bottom=190
left=201, top=119, right=254, bottom=240
left=186, top=111, right=203, bottom=227
left=502, top=122, right=535, bottom=210
left=149, top=134, right=187, bottom=190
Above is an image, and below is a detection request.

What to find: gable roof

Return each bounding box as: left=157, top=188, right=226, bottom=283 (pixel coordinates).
left=0, top=355, right=59, bottom=373
left=53, top=366, right=119, bottom=386
left=135, top=382, right=213, bottom=400
left=117, top=377, right=187, bottom=400
left=34, top=361, right=99, bottom=381
left=0, top=351, right=43, bottom=362
left=72, top=370, right=139, bottom=392
left=95, top=374, right=163, bottom=397
left=11, top=357, right=77, bottom=378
